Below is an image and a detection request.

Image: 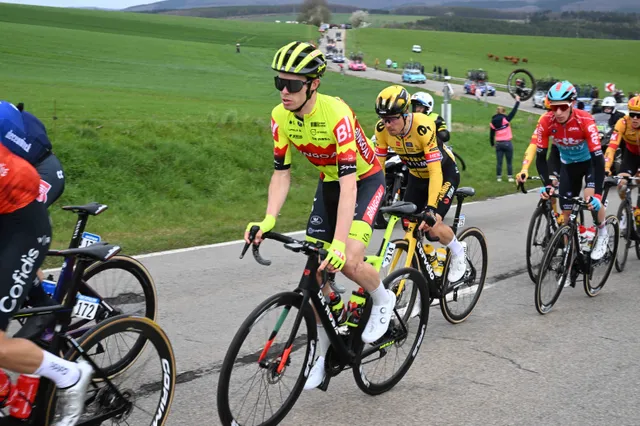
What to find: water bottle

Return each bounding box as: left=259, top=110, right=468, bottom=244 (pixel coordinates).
left=634, top=206, right=640, bottom=227
left=434, top=248, right=447, bottom=277
left=327, top=292, right=347, bottom=325
left=423, top=244, right=438, bottom=270
left=0, top=370, right=11, bottom=408
left=345, top=288, right=367, bottom=328
left=579, top=226, right=595, bottom=252
left=8, top=374, right=40, bottom=419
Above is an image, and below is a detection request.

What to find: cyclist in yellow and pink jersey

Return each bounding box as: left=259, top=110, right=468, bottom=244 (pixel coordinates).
left=244, top=41, right=393, bottom=391
left=604, top=96, right=640, bottom=196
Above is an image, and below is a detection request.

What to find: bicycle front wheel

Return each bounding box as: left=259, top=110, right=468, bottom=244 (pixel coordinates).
left=526, top=204, right=555, bottom=284
left=440, top=227, right=488, bottom=324
left=45, top=315, right=176, bottom=426
left=535, top=225, right=573, bottom=315
left=353, top=267, right=429, bottom=396
left=217, top=292, right=317, bottom=426
left=585, top=215, right=619, bottom=297
left=615, top=201, right=631, bottom=272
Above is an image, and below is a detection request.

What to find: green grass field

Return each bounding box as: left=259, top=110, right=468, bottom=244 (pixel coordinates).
left=347, top=27, right=640, bottom=93
left=232, top=13, right=420, bottom=28
left=0, top=3, right=540, bottom=258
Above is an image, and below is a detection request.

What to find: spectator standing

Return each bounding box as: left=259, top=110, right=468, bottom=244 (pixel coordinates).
left=236, top=43, right=240, bottom=53
left=386, top=58, right=392, bottom=68
left=490, top=96, right=521, bottom=182
left=433, top=65, right=437, bottom=80
left=437, top=66, right=442, bottom=80
left=444, top=68, right=449, bottom=78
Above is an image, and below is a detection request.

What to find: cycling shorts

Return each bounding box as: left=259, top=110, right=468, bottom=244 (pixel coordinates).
left=403, top=158, right=460, bottom=219
left=0, top=200, right=51, bottom=331
left=306, top=171, right=385, bottom=247
left=619, top=150, right=640, bottom=176
left=559, top=160, right=595, bottom=211
left=36, top=153, right=65, bottom=208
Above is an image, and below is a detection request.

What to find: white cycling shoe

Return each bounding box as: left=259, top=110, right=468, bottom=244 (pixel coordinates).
left=304, top=356, right=325, bottom=390
left=447, top=242, right=468, bottom=282
left=53, top=360, right=94, bottom=426
left=361, top=289, right=396, bottom=344
left=590, top=234, right=608, bottom=260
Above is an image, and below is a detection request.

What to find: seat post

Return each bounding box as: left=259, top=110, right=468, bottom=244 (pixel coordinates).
left=452, top=195, right=465, bottom=233
left=68, top=212, right=90, bottom=248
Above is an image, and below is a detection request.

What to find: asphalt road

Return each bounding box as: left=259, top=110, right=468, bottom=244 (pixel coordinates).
left=133, top=187, right=638, bottom=426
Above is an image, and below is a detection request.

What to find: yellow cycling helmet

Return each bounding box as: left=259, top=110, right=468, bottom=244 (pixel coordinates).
left=272, top=41, right=326, bottom=79
left=544, top=96, right=551, bottom=110
left=628, top=96, right=640, bottom=112
left=375, top=85, right=410, bottom=117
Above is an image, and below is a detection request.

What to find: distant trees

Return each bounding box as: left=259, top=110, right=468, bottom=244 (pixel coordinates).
left=350, top=10, right=369, bottom=28
left=298, top=0, right=331, bottom=27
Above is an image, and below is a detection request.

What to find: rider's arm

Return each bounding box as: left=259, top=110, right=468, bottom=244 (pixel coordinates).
left=535, top=119, right=551, bottom=186
left=604, top=118, right=625, bottom=172
left=585, top=120, right=605, bottom=197
left=332, top=115, right=359, bottom=243
left=424, top=133, right=444, bottom=209
left=435, top=115, right=450, bottom=142
left=373, top=120, right=388, bottom=174
left=334, top=173, right=357, bottom=244
left=267, top=114, right=293, bottom=218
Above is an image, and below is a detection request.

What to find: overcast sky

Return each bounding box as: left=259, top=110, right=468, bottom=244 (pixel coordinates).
left=1, top=0, right=146, bottom=8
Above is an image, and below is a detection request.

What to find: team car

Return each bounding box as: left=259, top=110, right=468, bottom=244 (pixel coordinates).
left=402, top=68, right=427, bottom=84
left=348, top=61, right=367, bottom=71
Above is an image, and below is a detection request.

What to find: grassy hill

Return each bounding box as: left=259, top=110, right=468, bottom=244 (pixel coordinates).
left=0, top=2, right=542, bottom=255
left=347, top=27, right=640, bottom=93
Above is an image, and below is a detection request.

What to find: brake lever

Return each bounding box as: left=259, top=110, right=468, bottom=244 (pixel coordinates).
left=240, top=225, right=260, bottom=260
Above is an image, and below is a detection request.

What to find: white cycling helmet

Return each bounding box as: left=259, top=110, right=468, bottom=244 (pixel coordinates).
left=601, top=96, right=617, bottom=113
left=410, top=92, right=434, bottom=114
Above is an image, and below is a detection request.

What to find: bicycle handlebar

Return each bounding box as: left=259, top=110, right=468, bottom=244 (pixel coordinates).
left=241, top=226, right=329, bottom=267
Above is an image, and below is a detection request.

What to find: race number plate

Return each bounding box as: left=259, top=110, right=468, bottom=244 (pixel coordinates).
left=72, top=295, right=100, bottom=320
left=381, top=242, right=396, bottom=267
left=458, top=214, right=466, bottom=227
left=80, top=232, right=101, bottom=248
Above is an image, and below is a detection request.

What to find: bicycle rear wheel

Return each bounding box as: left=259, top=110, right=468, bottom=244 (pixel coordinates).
left=45, top=315, right=176, bottom=426
left=526, top=204, right=555, bottom=284
left=535, top=225, right=573, bottom=315
left=615, top=201, right=631, bottom=272
left=440, top=227, right=488, bottom=324
left=353, top=267, right=429, bottom=396
left=217, top=292, right=317, bottom=426
left=585, top=215, right=619, bottom=297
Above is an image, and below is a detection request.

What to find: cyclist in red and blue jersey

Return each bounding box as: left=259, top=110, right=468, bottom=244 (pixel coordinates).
left=535, top=81, right=609, bottom=260
left=0, top=143, right=92, bottom=426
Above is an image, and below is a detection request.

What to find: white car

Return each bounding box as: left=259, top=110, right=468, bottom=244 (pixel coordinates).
left=412, top=45, right=422, bottom=53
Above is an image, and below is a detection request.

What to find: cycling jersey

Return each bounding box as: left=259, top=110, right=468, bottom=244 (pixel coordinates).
left=604, top=115, right=640, bottom=172
left=271, top=94, right=380, bottom=182
left=0, top=143, right=40, bottom=214
left=374, top=113, right=453, bottom=208
left=536, top=109, right=601, bottom=164
left=0, top=101, right=52, bottom=166
left=522, top=116, right=560, bottom=178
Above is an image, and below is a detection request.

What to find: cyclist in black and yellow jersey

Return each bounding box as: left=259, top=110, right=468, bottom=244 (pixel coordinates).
left=373, top=85, right=467, bottom=282
left=244, top=41, right=394, bottom=390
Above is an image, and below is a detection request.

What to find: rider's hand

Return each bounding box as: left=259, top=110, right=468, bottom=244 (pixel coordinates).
left=539, top=186, right=553, bottom=200
left=587, top=195, right=602, bottom=212
left=319, top=239, right=347, bottom=272
left=605, top=169, right=612, bottom=177
left=244, top=214, right=276, bottom=245
left=419, top=206, right=437, bottom=231
left=516, top=170, right=528, bottom=184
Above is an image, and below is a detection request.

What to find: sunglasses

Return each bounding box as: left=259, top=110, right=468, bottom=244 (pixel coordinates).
left=550, top=104, right=571, bottom=112
left=379, top=115, right=402, bottom=124
left=630, top=112, right=640, bottom=119
left=274, top=77, right=310, bottom=93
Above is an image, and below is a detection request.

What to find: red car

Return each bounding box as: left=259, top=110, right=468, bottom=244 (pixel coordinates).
left=348, top=61, right=367, bottom=71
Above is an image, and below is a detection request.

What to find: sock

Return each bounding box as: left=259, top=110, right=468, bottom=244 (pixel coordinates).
left=35, top=351, right=80, bottom=389
left=316, top=325, right=330, bottom=359
left=598, top=222, right=608, bottom=238
left=447, top=236, right=464, bottom=258
left=369, top=282, right=390, bottom=306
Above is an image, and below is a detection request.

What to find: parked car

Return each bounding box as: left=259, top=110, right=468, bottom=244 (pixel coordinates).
left=326, top=52, right=334, bottom=60
left=348, top=61, right=367, bottom=71
left=402, top=68, right=427, bottom=84
left=464, top=81, right=496, bottom=96
left=412, top=44, right=422, bottom=53
left=332, top=55, right=345, bottom=63
left=532, top=90, right=546, bottom=108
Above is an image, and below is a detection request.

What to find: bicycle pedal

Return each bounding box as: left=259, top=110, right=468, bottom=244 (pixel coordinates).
left=317, top=374, right=331, bottom=392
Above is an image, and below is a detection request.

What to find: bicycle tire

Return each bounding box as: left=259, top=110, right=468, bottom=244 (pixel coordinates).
left=352, top=267, right=429, bottom=396
left=453, top=151, right=467, bottom=171
left=217, top=292, right=317, bottom=426
left=440, top=227, right=488, bottom=324
left=615, top=201, right=631, bottom=272
left=526, top=204, right=554, bottom=284
left=45, top=315, right=176, bottom=426
left=382, top=239, right=433, bottom=307
left=535, top=225, right=573, bottom=315
left=507, top=68, right=536, bottom=101
left=584, top=215, right=619, bottom=297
